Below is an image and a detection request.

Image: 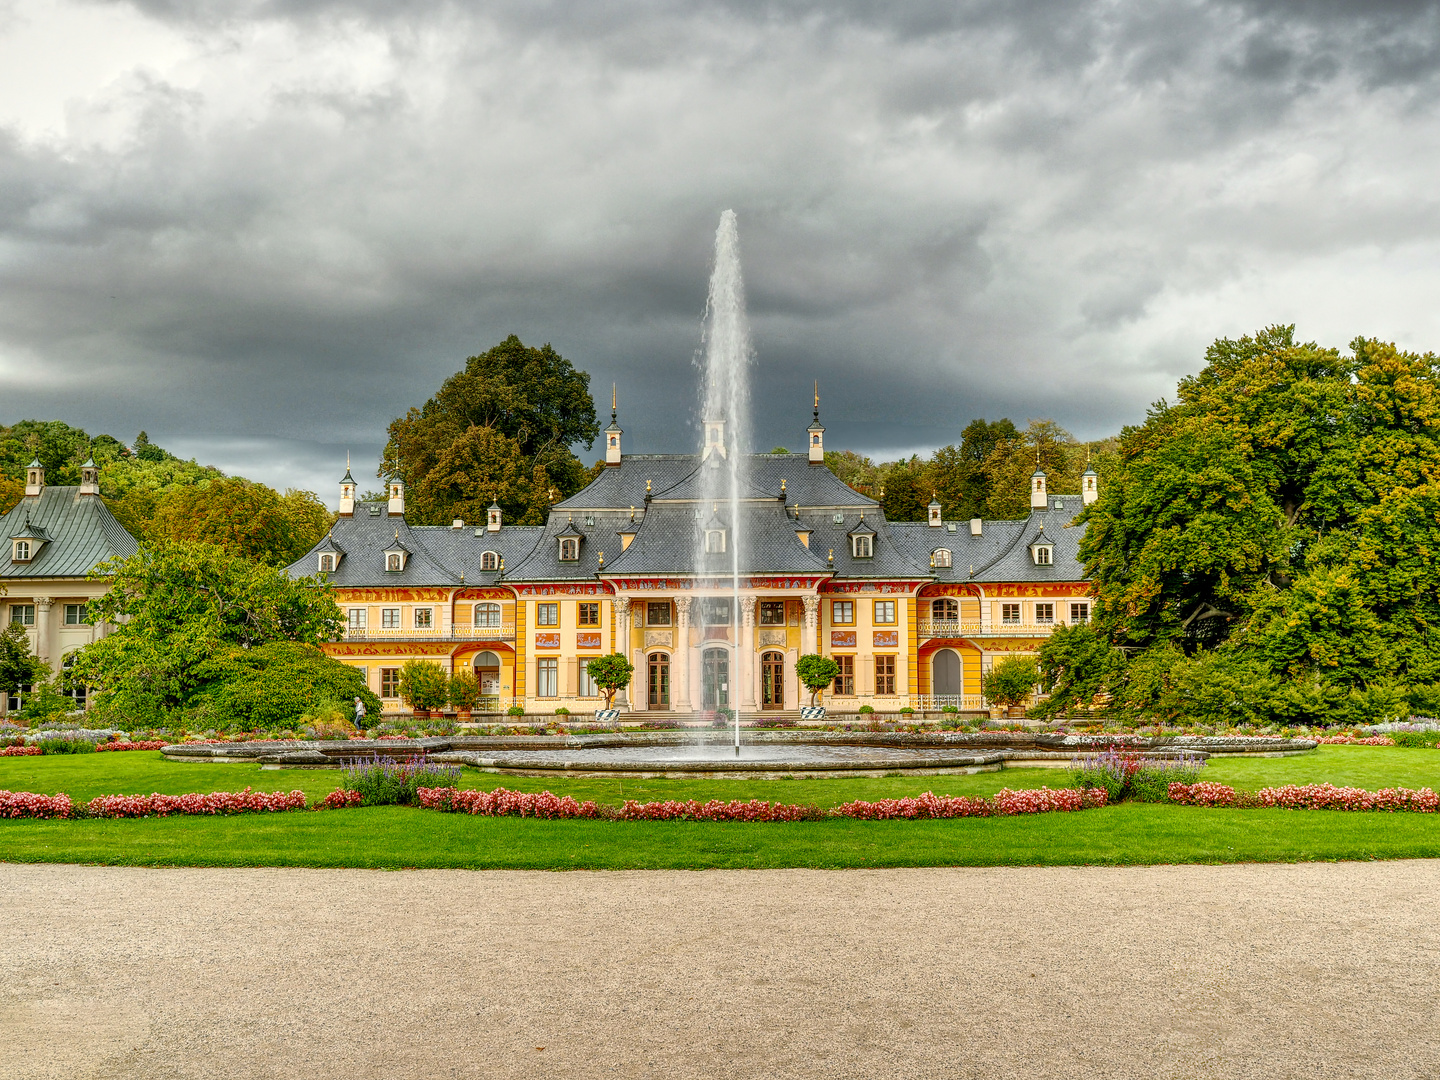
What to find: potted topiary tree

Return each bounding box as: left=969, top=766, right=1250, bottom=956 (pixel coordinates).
left=448, top=670, right=481, bottom=721
left=982, top=656, right=1039, bottom=718
left=796, top=653, right=839, bottom=717
left=585, top=653, right=634, bottom=726
left=399, top=659, right=449, bottom=718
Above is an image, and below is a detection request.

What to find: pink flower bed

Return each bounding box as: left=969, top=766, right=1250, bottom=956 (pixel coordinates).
left=86, top=787, right=309, bottom=818
left=1313, top=734, right=1395, bottom=746
left=321, top=789, right=363, bottom=809
left=0, top=790, right=73, bottom=818
left=1169, top=781, right=1440, bottom=812
left=417, top=785, right=1105, bottom=822
left=94, top=741, right=167, bottom=752
left=0, top=746, right=42, bottom=757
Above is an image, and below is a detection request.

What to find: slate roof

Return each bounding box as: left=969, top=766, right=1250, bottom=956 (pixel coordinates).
left=0, top=487, right=138, bottom=578
left=556, top=453, right=877, bottom=511
left=888, top=494, right=1088, bottom=583
left=795, top=510, right=932, bottom=579
left=602, top=502, right=832, bottom=577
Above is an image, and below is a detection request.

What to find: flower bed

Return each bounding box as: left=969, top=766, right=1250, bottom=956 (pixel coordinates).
left=94, top=741, right=168, bottom=753
left=417, top=785, right=1105, bottom=821
left=0, top=746, right=42, bottom=757
left=86, top=788, right=309, bottom=818
left=0, top=791, right=73, bottom=818
left=1169, top=781, right=1440, bottom=811
left=1312, top=734, right=1396, bottom=746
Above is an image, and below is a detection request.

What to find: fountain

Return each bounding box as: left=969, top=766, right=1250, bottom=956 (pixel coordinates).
left=695, top=209, right=752, bottom=755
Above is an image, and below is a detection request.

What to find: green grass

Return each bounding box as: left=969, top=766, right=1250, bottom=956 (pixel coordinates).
left=3, top=745, right=1440, bottom=870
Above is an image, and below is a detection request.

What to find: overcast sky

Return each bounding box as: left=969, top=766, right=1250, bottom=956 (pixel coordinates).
left=3, top=0, right=1440, bottom=503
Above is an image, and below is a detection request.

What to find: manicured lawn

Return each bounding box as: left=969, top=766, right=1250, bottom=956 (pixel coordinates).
left=3, top=745, right=1440, bottom=870
left=2, top=803, right=1439, bottom=870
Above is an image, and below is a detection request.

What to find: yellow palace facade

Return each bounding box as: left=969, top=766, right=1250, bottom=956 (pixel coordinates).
left=290, top=405, right=1097, bottom=715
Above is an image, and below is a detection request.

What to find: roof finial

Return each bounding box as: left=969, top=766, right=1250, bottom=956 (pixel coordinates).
left=611, top=382, right=617, bottom=420
left=813, top=379, right=820, bottom=419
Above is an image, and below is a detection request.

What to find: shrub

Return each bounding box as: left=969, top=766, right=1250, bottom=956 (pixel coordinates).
left=858, top=705, right=875, bottom=715
left=37, top=736, right=95, bottom=754
left=339, top=756, right=461, bottom=806
left=899, top=707, right=915, bottom=715
left=795, top=654, right=840, bottom=706
left=941, top=704, right=959, bottom=714
left=982, top=657, right=1039, bottom=712
left=554, top=707, right=571, bottom=715
left=448, top=670, right=481, bottom=711
left=191, top=642, right=380, bottom=731
left=506, top=704, right=525, bottom=717
left=398, top=660, right=449, bottom=713
left=584, top=654, right=634, bottom=708
left=1390, top=730, right=1440, bottom=748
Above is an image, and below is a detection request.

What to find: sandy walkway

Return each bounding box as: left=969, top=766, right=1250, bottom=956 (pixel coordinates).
left=1, top=861, right=1437, bottom=1079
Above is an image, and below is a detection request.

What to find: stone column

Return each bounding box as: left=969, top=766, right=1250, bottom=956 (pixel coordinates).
left=801, top=595, right=820, bottom=656
left=614, top=598, right=631, bottom=707
left=739, top=597, right=757, bottom=711
left=674, top=596, right=693, bottom=715
left=34, top=596, right=53, bottom=672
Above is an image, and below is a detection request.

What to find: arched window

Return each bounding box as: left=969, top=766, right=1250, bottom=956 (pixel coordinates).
left=931, top=598, right=959, bottom=621
left=1033, top=545, right=1052, bottom=565
left=558, top=537, right=580, bottom=561
left=318, top=553, right=335, bottom=572
left=13, top=541, right=30, bottom=562
left=932, top=548, right=952, bottom=568
left=474, top=603, right=501, bottom=628
left=851, top=534, right=873, bottom=558
left=386, top=553, right=402, bottom=572
left=705, top=529, right=726, bottom=553
left=480, top=551, right=500, bottom=571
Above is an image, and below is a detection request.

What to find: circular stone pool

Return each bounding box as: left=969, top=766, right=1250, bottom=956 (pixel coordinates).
left=434, top=744, right=1008, bottom=777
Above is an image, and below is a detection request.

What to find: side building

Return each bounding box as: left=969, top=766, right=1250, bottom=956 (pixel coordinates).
left=0, top=459, right=139, bottom=716
left=288, top=408, right=1097, bottom=715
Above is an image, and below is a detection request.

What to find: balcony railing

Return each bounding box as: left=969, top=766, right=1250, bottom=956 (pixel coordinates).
left=343, top=625, right=516, bottom=642
left=917, top=620, right=1061, bottom=638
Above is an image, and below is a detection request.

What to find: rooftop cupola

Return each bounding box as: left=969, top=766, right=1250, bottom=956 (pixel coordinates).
left=1030, top=466, right=1048, bottom=510
left=1082, top=462, right=1099, bottom=505
left=702, top=415, right=727, bottom=460
left=605, top=384, right=623, bottom=466
left=338, top=458, right=357, bottom=516
left=79, top=457, right=100, bottom=497
left=927, top=493, right=942, bottom=527
left=387, top=477, right=405, bottom=516
left=24, top=458, right=43, bottom=497
left=807, top=381, right=825, bottom=465
left=487, top=499, right=502, bottom=533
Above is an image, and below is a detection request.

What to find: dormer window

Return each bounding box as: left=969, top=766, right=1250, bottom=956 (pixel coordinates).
left=13, top=540, right=30, bottom=562
left=481, top=551, right=500, bottom=571
left=386, top=553, right=403, bottom=572
left=318, top=553, right=335, bottom=573
left=851, top=534, right=873, bottom=558
left=705, top=529, right=726, bottom=553
left=932, top=548, right=952, bottom=568
left=1033, top=545, right=1052, bottom=566
left=558, top=537, right=580, bottom=561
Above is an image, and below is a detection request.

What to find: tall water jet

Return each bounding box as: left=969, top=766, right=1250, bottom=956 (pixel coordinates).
left=696, top=210, right=753, bottom=753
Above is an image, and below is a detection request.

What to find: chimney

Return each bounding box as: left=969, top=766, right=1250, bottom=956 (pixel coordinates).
left=969, top=518, right=982, bottom=537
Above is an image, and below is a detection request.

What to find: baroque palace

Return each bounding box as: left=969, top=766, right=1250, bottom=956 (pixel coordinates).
left=288, top=405, right=1098, bottom=715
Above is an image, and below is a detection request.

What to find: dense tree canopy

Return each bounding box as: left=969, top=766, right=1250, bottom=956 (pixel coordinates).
left=381, top=334, right=600, bottom=525
left=147, top=478, right=332, bottom=566
left=75, top=541, right=344, bottom=723
left=1078, top=325, right=1440, bottom=715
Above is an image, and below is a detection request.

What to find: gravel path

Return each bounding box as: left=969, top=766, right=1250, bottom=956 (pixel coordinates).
left=2, top=860, right=1437, bottom=1079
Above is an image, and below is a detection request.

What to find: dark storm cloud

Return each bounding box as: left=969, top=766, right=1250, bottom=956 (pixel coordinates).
left=6, top=0, right=1440, bottom=499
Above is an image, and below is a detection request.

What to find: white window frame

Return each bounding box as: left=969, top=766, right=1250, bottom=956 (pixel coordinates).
left=1070, top=602, right=1090, bottom=623
left=851, top=534, right=873, bottom=558
left=536, top=602, right=559, bottom=627
left=1001, top=603, right=1021, bottom=625
left=558, top=537, right=580, bottom=561
left=13, top=540, right=30, bottom=562
left=480, top=551, right=500, bottom=571
left=318, top=553, right=335, bottom=572
left=386, top=553, right=402, bottom=572
left=932, top=548, right=952, bottom=568
left=413, top=608, right=433, bottom=629
left=475, top=602, right=502, bottom=627
left=348, top=608, right=367, bottom=630
left=578, top=665, right=598, bottom=697
left=1035, top=603, right=1055, bottom=624
left=537, top=657, right=559, bottom=697
left=381, top=607, right=401, bottom=629
left=10, top=605, right=35, bottom=626
left=873, top=600, right=896, bottom=625
left=705, top=529, right=726, bottom=553
left=63, top=604, right=88, bottom=626
left=831, top=600, right=854, bottom=625
left=1033, top=545, right=1052, bottom=566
